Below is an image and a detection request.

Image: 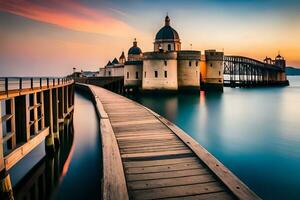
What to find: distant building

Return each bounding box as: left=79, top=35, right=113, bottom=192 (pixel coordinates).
left=99, top=15, right=225, bottom=91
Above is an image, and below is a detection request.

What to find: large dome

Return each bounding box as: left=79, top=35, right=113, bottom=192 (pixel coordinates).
left=128, top=39, right=142, bottom=55
left=155, top=15, right=180, bottom=41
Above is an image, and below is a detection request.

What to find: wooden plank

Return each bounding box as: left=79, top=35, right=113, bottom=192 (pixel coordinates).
left=120, top=144, right=186, bottom=151
left=124, top=157, right=199, bottom=168
left=121, top=149, right=193, bottom=159
left=119, top=141, right=183, bottom=149
left=121, top=146, right=188, bottom=154
left=100, top=118, right=128, bottom=200
left=131, top=181, right=225, bottom=200
left=164, top=191, right=235, bottom=200
left=128, top=174, right=216, bottom=190
left=111, top=119, right=158, bottom=126
left=127, top=168, right=209, bottom=181
left=125, top=161, right=203, bottom=174
left=4, top=127, right=49, bottom=170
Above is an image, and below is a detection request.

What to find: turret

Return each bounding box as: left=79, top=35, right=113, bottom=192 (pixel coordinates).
left=119, top=51, right=126, bottom=64
left=200, top=50, right=224, bottom=92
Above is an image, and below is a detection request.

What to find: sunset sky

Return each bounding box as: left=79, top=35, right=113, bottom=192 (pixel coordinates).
left=0, top=0, right=300, bottom=76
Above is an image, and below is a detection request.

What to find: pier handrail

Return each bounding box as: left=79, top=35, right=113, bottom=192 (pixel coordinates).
left=0, top=77, right=73, bottom=93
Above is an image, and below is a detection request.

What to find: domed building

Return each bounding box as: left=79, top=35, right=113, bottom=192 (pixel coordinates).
left=128, top=38, right=142, bottom=61
left=154, top=15, right=181, bottom=52
left=142, top=15, right=202, bottom=91
left=101, top=15, right=224, bottom=92
left=123, top=39, right=143, bottom=91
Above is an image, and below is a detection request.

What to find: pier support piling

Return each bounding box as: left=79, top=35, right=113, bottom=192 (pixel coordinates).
left=0, top=170, right=14, bottom=200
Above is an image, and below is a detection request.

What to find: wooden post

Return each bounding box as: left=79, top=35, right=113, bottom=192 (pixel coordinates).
left=63, top=86, right=68, bottom=114
left=33, top=93, right=38, bottom=135
left=43, top=90, right=55, bottom=154
left=0, top=104, right=4, bottom=172
left=40, top=92, right=45, bottom=129
left=0, top=101, right=14, bottom=200
left=52, top=88, right=59, bottom=146
left=58, top=88, right=64, bottom=120
left=5, top=78, right=8, bottom=93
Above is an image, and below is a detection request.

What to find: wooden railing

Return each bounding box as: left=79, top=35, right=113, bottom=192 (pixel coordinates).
left=0, top=77, right=74, bottom=200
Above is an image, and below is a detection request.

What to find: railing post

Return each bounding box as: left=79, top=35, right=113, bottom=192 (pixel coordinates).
left=5, top=78, right=8, bottom=93
left=19, top=78, right=22, bottom=90
left=31, top=78, right=33, bottom=89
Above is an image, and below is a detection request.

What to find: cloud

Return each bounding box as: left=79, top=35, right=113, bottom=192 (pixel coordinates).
left=0, top=0, right=134, bottom=37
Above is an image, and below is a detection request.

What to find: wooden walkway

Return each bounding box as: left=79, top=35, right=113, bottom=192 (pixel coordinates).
left=79, top=84, right=260, bottom=200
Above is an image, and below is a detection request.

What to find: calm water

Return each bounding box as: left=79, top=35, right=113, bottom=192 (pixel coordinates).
left=127, top=76, right=300, bottom=200
left=53, top=92, right=102, bottom=199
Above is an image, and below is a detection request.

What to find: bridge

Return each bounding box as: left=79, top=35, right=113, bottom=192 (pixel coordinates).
left=0, top=77, right=74, bottom=199
left=77, top=83, right=261, bottom=200
left=223, top=55, right=289, bottom=87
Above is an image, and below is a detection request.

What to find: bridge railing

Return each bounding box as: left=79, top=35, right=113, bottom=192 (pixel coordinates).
left=0, top=77, right=73, bottom=93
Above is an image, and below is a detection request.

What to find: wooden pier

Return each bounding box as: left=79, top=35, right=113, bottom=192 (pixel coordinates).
left=78, top=84, right=260, bottom=200
left=0, top=77, right=74, bottom=200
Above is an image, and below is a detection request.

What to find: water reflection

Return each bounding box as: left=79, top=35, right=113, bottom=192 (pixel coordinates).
left=13, top=120, right=74, bottom=200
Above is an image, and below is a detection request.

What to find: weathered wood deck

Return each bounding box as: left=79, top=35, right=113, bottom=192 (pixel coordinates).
left=79, top=84, right=260, bottom=200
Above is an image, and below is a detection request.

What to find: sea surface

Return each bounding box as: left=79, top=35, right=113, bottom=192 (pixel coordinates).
left=127, top=76, right=300, bottom=200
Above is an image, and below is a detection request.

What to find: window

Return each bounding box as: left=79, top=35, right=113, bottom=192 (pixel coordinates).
left=108, top=71, right=111, bottom=76
left=136, top=71, right=139, bottom=79
left=164, top=60, right=167, bottom=66
left=189, top=61, right=192, bottom=67
left=168, top=44, right=171, bottom=51
left=219, top=71, right=221, bottom=76
left=164, top=71, right=167, bottom=78
left=210, top=63, right=213, bottom=67
left=144, top=71, right=147, bottom=78
left=155, top=71, right=158, bottom=78
left=127, top=72, right=129, bottom=79
left=196, top=61, right=198, bottom=66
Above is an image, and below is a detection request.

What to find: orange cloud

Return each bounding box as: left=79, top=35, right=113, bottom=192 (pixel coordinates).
left=0, top=0, right=134, bottom=37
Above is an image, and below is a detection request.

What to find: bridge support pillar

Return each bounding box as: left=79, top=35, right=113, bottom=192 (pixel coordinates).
left=44, top=90, right=55, bottom=155
left=0, top=170, right=14, bottom=200
left=52, top=88, right=59, bottom=147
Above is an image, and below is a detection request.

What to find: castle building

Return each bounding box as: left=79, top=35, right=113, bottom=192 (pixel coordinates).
left=100, top=15, right=225, bottom=92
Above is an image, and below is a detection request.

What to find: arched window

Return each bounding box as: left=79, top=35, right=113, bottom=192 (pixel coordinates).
left=164, top=60, right=167, bottom=66
left=127, top=72, right=129, bottom=79
left=168, top=44, right=171, bottom=51
left=136, top=71, right=139, bottom=79
left=196, top=61, right=198, bottom=66
left=189, top=61, right=192, bottom=67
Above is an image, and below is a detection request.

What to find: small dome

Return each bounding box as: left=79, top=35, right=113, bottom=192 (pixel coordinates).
left=128, top=38, right=142, bottom=55
left=155, top=15, right=180, bottom=40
